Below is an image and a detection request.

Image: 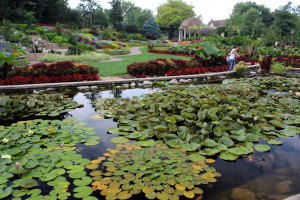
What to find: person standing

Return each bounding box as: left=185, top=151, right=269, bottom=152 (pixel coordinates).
left=229, top=45, right=239, bottom=71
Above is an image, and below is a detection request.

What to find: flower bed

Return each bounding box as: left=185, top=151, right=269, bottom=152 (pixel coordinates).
left=274, top=54, right=300, bottom=68
left=74, top=33, right=129, bottom=50
left=148, top=48, right=195, bottom=57
left=127, top=58, right=229, bottom=78
left=0, top=61, right=99, bottom=85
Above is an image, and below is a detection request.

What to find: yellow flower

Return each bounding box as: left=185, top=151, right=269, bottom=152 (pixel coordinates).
left=2, top=138, right=9, bottom=143
left=1, top=154, right=11, bottom=159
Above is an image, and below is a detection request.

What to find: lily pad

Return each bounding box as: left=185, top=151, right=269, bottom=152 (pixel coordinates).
left=111, top=137, right=130, bottom=144
left=254, top=144, right=270, bottom=152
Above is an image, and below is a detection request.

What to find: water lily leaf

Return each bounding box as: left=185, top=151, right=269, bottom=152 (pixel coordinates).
left=138, top=140, right=156, bottom=147
left=20, top=179, right=38, bottom=188
left=175, top=184, right=186, bottom=191
left=191, top=187, right=203, bottom=194
left=117, top=191, right=132, bottom=199
left=40, top=172, right=57, bottom=182
left=111, top=137, right=129, bottom=144
left=145, top=192, right=157, bottom=199
left=279, top=131, right=295, bottom=137
left=142, top=185, right=155, bottom=194
left=73, top=186, right=93, bottom=198
left=107, top=128, right=120, bottom=134
left=91, top=115, right=104, bottom=120
left=182, top=143, right=200, bottom=151
left=74, top=177, right=93, bottom=186
left=267, top=139, right=283, bottom=145
left=27, top=189, right=41, bottom=197
left=68, top=165, right=84, bottom=174
left=203, top=139, right=218, bottom=148
left=227, top=147, right=250, bottom=156
left=269, top=120, right=285, bottom=129
left=126, top=132, right=142, bottom=139
left=219, top=152, right=238, bottom=161
left=219, top=137, right=234, bottom=147
left=189, top=155, right=206, bottom=162
left=84, top=140, right=99, bottom=146
left=57, top=192, right=71, bottom=200
left=0, top=187, right=12, bottom=199
left=184, top=191, right=195, bottom=198
left=82, top=196, right=99, bottom=200
left=254, top=144, right=270, bottom=152
left=231, top=134, right=246, bottom=142
left=157, top=191, right=169, bottom=200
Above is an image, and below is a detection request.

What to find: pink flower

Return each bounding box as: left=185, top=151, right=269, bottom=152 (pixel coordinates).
left=16, top=162, right=19, bottom=169
left=254, top=116, right=259, bottom=121
left=296, top=92, right=300, bottom=97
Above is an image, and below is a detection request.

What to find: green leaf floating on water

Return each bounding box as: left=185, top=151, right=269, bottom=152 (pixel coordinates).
left=254, top=144, right=270, bottom=152
left=73, top=177, right=93, bottom=186
left=73, top=186, right=93, bottom=198
left=20, top=179, right=38, bottom=188
left=111, top=137, right=130, bottom=144
left=267, top=139, right=283, bottom=145
left=219, top=152, right=239, bottom=161
left=0, top=187, right=12, bottom=199
left=138, top=140, right=156, bottom=147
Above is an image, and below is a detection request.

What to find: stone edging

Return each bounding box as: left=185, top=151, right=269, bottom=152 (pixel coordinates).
left=2, top=64, right=297, bottom=92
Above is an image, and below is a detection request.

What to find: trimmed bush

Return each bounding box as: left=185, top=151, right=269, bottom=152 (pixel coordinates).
left=0, top=61, right=99, bottom=85
left=39, top=53, right=110, bottom=63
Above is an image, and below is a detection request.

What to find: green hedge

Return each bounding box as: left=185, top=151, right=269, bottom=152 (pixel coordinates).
left=39, top=53, right=110, bottom=63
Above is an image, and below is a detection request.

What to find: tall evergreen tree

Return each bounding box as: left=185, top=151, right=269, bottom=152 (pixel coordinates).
left=109, top=0, right=123, bottom=31
left=143, top=17, right=161, bottom=39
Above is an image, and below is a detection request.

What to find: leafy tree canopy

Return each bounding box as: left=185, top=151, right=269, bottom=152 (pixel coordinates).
left=156, top=0, right=195, bottom=28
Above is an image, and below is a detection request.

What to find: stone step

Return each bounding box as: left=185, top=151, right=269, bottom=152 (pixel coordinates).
left=27, top=53, right=47, bottom=61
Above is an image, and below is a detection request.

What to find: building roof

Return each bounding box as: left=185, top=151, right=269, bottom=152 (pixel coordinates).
left=180, top=17, right=203, bottom=29
left=207, top=19, right=226, bottom=27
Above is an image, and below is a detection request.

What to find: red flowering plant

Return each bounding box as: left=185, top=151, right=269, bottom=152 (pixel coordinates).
left=0, top=61, right=99, bottom=85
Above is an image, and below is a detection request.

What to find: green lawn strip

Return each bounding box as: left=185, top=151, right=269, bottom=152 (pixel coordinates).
left=85, top=47, right=192, bottom=76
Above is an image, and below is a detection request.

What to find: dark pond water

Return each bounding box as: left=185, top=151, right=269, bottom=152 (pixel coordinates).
left=3, top=87, right=300, bottom=200
left=67, top=88, right=300, bottom=200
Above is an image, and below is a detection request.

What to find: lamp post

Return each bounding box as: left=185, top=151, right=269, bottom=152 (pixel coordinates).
left=291, top=29, right=294, bottom=54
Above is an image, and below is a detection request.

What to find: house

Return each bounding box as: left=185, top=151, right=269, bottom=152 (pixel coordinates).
left=207, top=19, right=226, bottom=28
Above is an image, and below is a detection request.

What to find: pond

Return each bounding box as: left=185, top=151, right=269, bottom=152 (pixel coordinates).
left=0, top=77, right=300, bottom=200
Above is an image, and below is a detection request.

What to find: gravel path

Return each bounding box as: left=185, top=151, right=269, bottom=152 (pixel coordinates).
left=100, top=47, right=142, bottom=62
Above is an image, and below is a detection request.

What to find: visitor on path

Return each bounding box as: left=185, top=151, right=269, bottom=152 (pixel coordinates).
left=229, top=45, right=239, bottom=71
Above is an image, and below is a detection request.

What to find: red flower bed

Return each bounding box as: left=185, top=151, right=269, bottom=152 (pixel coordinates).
left=0, top=61, right=99, bottom=85
left=273, top=54, right=300, bottom=68
left=148, top=51, right=195, bottom=57
left=127, top=59, right=229, bottom=78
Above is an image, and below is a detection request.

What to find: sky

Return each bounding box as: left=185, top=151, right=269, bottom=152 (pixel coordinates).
left=68, top=0, right=299, bottom=24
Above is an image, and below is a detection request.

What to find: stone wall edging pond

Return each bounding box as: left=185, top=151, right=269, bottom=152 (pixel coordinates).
left=2, top=64, right=298, bottom=92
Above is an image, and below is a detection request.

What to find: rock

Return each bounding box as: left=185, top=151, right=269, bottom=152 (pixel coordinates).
left=143, top=81, right=152, bottom=85
left=250, top=72, right=257, bottom=75
left=168, top=79, right=178, bottom=85
left=274, top=175, right=287, bottom=181
left=77, top=86, right=89, bottom=90
left=116, top=86, right=121, bottom=88
left=268, top=194, right=290, bottom=200
left=122, top=84, right=129, bottom=88
left=231, top=188, right=257, bottom=200
left=179, top=79, right=189, bottom=83
left=130, top=82, right=136, bottom=88
left=218, top=76, right=226, bottom=79
left=187, top=79, right=192, bottom=82
left=284, top=193, right=300, bottom=200
left=275, top=181, right=294, bottom=194
left=47, top=88, right=56, bottom=91
left=90, top=86, right=98, bottom=90
left=274, top=168, right=288, bottom=175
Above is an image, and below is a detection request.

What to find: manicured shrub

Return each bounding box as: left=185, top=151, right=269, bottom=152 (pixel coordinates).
left=127, top=58, right=229, bottom=78
left=39, top=53, right=110, bottom=63
left=0, top=61, right=99, bottom=85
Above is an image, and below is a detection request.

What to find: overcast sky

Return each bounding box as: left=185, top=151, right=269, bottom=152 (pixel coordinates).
left=68, top=0, right=299, bottom=24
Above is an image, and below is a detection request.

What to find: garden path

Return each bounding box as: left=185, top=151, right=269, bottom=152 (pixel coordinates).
left=100, top=47, right=142, bottom=62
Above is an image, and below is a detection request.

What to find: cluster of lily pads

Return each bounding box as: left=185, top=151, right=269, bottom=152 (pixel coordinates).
left=224, top=76, right=300, bottom=92
left=0, top=93, right=83, bottom=120
left=88, top=141, right=220, bottom=200
left=94, top=84, right=300, bottom=162
left=0, top=118, right=100, bottom=199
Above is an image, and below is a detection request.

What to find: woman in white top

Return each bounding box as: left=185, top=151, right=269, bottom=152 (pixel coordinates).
left=229, top=45, right=239, bottom=71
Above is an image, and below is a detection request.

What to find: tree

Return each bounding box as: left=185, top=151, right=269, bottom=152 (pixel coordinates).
left=240, top=8, right=265, bottom=39
left=80, top=0, right=99, bottom=27
left=109, top=0, right=123, bottom=31
left=156, top=0, right=195, bottom=39
left=272, top=2, right=299, bottom=38
left=93, top=9, right=109, bottom=29
left=144, top=17, right=161, bottom=39
left=229, top=2, right=273, bottom=28
left=25, top=11, right=36, bottom=27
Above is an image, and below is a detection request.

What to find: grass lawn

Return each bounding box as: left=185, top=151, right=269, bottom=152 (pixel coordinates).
left=85, top=47, right=192, bottom=76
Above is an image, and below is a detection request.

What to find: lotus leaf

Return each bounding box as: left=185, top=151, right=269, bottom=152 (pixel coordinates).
left=26, top=189, right=41, bottom=197
left=227, top=147, right=250, bottom=156
left=254, top=144, right=270, bottom=152
left=74, top=177, right=92, bottom=186
left=267, top=139, right=283, bottom=145
left=20, top=179, right=38, bottom=188
left=203, top=139, right=218, bottom=148
left=138, top=140, right=156, bottom=147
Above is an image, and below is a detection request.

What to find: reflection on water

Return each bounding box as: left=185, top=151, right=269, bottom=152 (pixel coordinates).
left=66, top=88, right=300, bottom=200
left=4, top=87, right=299, bottom=200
